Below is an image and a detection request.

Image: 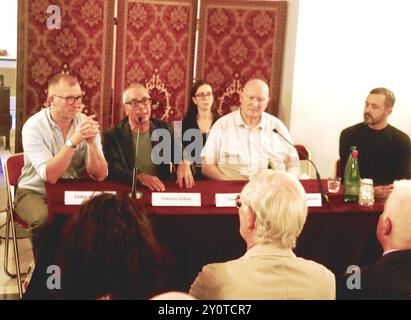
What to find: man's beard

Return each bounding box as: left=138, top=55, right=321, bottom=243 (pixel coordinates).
left=363, top=114, right=373, bottom=125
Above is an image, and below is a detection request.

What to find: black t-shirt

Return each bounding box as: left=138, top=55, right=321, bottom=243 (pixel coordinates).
left=339, top=122, right=411, bottom=184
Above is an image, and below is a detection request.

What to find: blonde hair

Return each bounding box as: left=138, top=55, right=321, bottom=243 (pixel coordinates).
left=240, top=170, right=307, bottom=249
left=383, top=180, right=411, bottom=244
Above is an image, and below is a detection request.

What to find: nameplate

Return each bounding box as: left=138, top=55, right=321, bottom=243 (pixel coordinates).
left=306, top=193, right=322, bottom=207
left=152, top=193, right=201, bottom=207
left=64, top=191, right=116, bottom=205
left=215, top=193, right=239, bottom=207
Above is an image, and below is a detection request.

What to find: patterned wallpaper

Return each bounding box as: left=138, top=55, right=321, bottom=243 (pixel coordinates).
left=16, top=0, right=114, bottom=150
left=16, top=0, right=287, bottom=150
left=197, top=0, right=287, bottom=116
left=113, top=0, right=197, bottom=124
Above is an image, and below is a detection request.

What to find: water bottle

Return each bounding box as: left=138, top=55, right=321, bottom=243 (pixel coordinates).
left=344, top=148, right=360, bottom=203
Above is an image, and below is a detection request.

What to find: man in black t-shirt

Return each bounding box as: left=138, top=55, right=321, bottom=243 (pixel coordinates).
left=339, top=87, right=411, bottom=201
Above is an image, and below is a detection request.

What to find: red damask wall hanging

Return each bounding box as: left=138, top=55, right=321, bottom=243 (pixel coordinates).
left=113, top=0, right=198, bottom=124
left=16, top=0, right=287, bottom=151
left=196, top=0, right=287, bottom=116
left=16, top=0, right=115, bottom=151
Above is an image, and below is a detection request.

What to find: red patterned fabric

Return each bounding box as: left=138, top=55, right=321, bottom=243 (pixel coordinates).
left=16, top=0, right=287, bottom=152
left=16, top=0, right=114, bottom=150
left=197, top=0, right=287, bottom=116
left=113, top=0, right=197, bottom=124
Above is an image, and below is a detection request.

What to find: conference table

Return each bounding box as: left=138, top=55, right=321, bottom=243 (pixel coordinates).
left=25, top=178, right=384, bottom=298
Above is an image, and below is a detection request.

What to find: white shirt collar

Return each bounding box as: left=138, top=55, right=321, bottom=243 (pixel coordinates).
left=383, top=249, right=401, bottom=256
left=234, top=109, right=265, bottom=129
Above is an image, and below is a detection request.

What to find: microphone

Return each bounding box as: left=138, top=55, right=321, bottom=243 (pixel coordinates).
left=129, top=116, right=143, bottom=199
left=273, top=128, right=329, bottom=204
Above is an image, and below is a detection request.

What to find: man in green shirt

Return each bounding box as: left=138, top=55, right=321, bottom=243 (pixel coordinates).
left=103, top=84, right=194, bottom=190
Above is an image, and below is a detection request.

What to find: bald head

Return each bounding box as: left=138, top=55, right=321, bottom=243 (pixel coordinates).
left=381, top=180, right=411, bottom=246
left=243, top=79, right=269, bottom=95
left=240, top=79, right=270, bottom=123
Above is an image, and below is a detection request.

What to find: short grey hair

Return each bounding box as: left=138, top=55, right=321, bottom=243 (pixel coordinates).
left=240, top=170, right=307, bottom=249
left=383, top=180, right=411, bottom=244
left=122, top=83, right=147, bottom=104
left=369, top=87, right=396, bottom=109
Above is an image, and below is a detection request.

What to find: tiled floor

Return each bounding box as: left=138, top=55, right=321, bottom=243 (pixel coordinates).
left=0, top=151, right=33, bottom=300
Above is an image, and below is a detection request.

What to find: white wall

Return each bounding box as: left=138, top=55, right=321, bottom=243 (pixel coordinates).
left=289, top=0, right=411, bottom=178
left=0, top=0, right=17, bottom=58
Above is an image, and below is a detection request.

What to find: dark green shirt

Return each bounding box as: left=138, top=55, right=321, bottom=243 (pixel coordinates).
left=133, top=131, right=158, bottom=176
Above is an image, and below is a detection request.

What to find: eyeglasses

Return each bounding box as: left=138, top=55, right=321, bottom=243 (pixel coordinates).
left=125, top=98, right=152, bottom=107
left=235, top=194, right=242, bottom=209
left=195, top=92, right=213, bottom=99
left=54, top=95, right=83, bottom=105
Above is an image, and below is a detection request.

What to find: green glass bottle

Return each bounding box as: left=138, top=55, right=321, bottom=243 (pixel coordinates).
left=344, top=148, right=360, bottom=203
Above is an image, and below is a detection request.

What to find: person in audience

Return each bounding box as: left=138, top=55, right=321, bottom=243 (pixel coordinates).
left=337, top=179, right=411, bottom=300
left=103, top=84, right=194, bottom=190
left=15, top=73, right=108, bottom=257
left=181, top=80, right=220, bottom=179
left=150, top=291, right=195, bottom=300
left=189, top=170, right=335, bottom=299
left=339, top=87, right=411, bottom=201
left=59, top=193, right=164, bottom=300
left=201, top=79, right=300, bottom=180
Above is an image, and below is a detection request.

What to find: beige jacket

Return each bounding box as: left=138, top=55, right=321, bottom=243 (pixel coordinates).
left=189, top=243, right=335, bottom=300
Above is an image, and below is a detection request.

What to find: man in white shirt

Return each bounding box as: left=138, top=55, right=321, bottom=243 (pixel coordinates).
left=15, top=73, right=108, bottom=256
left=201, top=79, right=300, bottom=180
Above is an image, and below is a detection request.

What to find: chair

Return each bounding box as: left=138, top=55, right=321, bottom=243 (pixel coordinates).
left=294, top=144, right=312, bottom=177
left=3, top=153, right=28, bottom=298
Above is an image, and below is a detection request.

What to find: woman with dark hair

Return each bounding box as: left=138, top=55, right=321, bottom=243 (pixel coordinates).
left=59, top=193, right=164, bottom=299
left=182, top=80, right=220, bottom=179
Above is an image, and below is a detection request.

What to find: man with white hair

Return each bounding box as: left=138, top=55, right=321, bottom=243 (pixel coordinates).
left=103, top=84, right=194, bottom=191
left=189, top=170, right=335, bottom=300
left=337, top=180, right=411, bottom=300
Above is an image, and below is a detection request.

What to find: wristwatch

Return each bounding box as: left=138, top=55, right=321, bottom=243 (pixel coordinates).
left=66, top=138, right=77, bottom=148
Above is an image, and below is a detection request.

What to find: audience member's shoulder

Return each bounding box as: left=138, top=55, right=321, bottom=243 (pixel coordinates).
left=200, top=261, right=227, bottom=274
left=296, top=257, right=335, bottom=279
